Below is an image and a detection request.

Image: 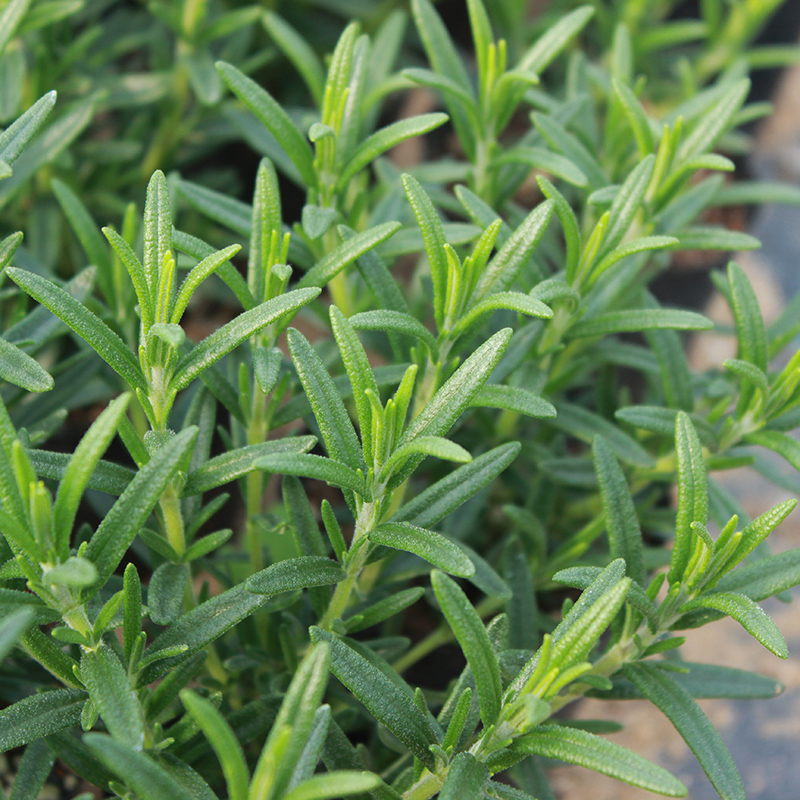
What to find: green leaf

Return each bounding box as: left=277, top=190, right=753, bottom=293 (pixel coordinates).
left=255, top=453, right=366, bottom=495
left=8, top=739, right=55, bottom=800
left=402, top=173, right=450, bottom=329
left=171, top=244, right=242, bottom=323
left=0, top=337, right=53, bottom=392
left=471, top=385, right=556, bottom=418
left=678, top=79, right=750, bottom=160
left=669, top=412, right=707, bottom=584
left=495, top=146, right=587, bottom=187
left=431, top=570, right=502, bottom=725
left=298, top=223, right=401, bottom=289
left=568, top=309, right=712, bottom=338
left=679, top=592, right=787, bottom=658
left=344, top=587, right=426, bottom=633
left=473, top=202, right=554, bottom=301
left=0, top=607, right=34, bottom=662
left=283, top=772, right=382, bottom=800
left=592, top=437, right=645, bottom=585
left=80, top=645, right=144, bottom=750
left=148, top=563, right=189, bottom=625
left=402, top=67, right=475, bottom=107
left=84, top=735, right=196, bottom=800
left=43, top=557, right=97, bottom=587
left=551, top=402, right=654, bottom=467
left=349, top=309, right=438, bottom=354
left=369, top=522, right=475, bottom=577
left=507, top=724, right=686, bottom=797
left=245, top=556, right=345, bottom=595
left=393, top=442, right=521, bottom=528
left=310, top=627, right=439, bottom=769
left=143, top=171, right=172, bottom=293
left=182, top=436, right=316, bottom=495
left=715, top=547, right=800, bottom=601
left=439, top=753, right=489, bottom=800
left=403, top=329, right=511, bottom=445
left=623, top=663, right=744, bottom=800
left=0, top=689, right=86, bottom=751
left=592, top=236, right=678, bottom=280
left=519, top=6, right=594, bottom=74
left=287, top=328, right=365, bottom=472
left=453, top=291, right=553, bottom=337
left=713, top=181, right=800, bottom=207
left=217, top=61, right=316, bottom=187
left=28, top=450, right=134, bottom=496
left=171, top=288, right=319, bottom=392
left=0, top=91, right=56, bottom=164
left=338, top=114, right=448, bottom=188
left=6, top=268, right=145, bottom=390
left=85, top=427, right=198, bottom=593
left=675, top=227, right=760, bottom=251
left=612, top=79, right=655, bottom=155
left=53, top=394, right=130, bottom=555
left=380, top=436, right=471, bottom=481
left=262, top=11, right=325, bottom=105
left=181, top=690, right=249, bottom=800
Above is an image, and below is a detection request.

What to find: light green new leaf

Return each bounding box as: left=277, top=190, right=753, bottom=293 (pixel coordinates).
left=592, top=437, right=645, bottom=585
left=255, top=453, right=365, bottom=496
left=592, top=236, right=678, bottom=280
left=0, top=688, right=86, bottom=751
left=171, top=244, right=242, bottom=323
left=623, top=663, right=744, bottom=800
left=509, top=725, right=686, bottom=797
left=612, top=79, right=655, bottom=155
left=80, top=645, right=144, bottom=750
left=669, top=412, right=707, bottom=584
left=0, top=338, right=53, bottom=392
left=283, top=772, right=382, bottom=800
left=182, top=436, right=316, bottom=495
left=338, top=114, right=448, bottom=188
left=298, top=223, right=401, bottom=289
left=287, top=328, right=365, bottom=472
left=311, top=627, right=438, bottom=768
left=569, top=309, right=712, bottom=339
left=84, top=735, right=196, bottom=800
left=6, top=267, right=145, bottom=390
left=453, top=291, right=553, bottom=337
left=171, top=288, right=319, bottom=392
left=723, top=499, right=796, bottom=571
left=85, top=427, right=198, bottom=593
left=245, top=556, right=344, bottom=595
left=217, top=61, right=316, bottom=187
left=393, top=442, right=521, bottom=528
left=432, top=570, right=502, bottom=725
left=380, top=436, right=471, bottom=482
left=181, top=690, right=249, bottom=800
left=519, top=6, right=594, bottom=74
left=679, top=592, right=787, bottom=658
left=142, top=171, right=171, bottom=292
left=0, top=607, right=34, bottom=661
left=369, top=522, right=475, bottom=577
left=402, top=68, right=476, bottom=107
left=471, top=385, right=556, bottom=418
left=723, top=359, right=768, bottom=394
left=53, top=394, right=130, bottom=554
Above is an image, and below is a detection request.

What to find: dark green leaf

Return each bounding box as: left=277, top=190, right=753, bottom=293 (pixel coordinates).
left=369, top=522, right=475, bottom=577
left=245, top=556, right=344, bottom=595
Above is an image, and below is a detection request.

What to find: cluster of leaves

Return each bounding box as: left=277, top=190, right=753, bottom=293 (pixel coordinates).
left=2, top=1, right=800, bottom=799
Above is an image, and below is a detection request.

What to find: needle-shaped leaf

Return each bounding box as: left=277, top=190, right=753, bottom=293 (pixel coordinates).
left=297, top=222, right=400, bottom=289
left=0, top=688, right=86, bottom=751
left=255, top=453, right=366, bottom=496
left=669, top=412, right=707, bottom=583
left=6, top=267, right=145, bottom=390
left=283, top=772, right=382, bottom=800
left=0, top=607, right=34, bottom=662
left=380, top=436, right=471, bottom=482
left=679, top=592, right=787, bottom=658
left=393, top=442, right=520, bottom=528
left=612, top=79, right=655, bottom=155
left=439, top=752, right=489, bottom=800
left=80, top=644, right=144, bottom=750
left=592, top=437, right=645, bottom=585
left=171, top=243, right=241, bottom=323
left=171, top=287, right=320, bottom=392
left=495, top=146, right=588, bottom=187
left=506, top=724, right=686, bottom=797
left=84, top=734, right=197, bottom=800
left=674, top=227, right=760, bottom=251
left=181, top=690, right=249, bottom=800
left=217, top=61, right=316, bottom=187
left=452, top=291, right=553, bottom=337
left=143, top=170, right=171, bottom=292
left=569, top=309, right=713, bottom=338
left=53, top=394, right=130, bottom=554
left=470, top=385, right=556, bottom=419
left=344, top=587, right=426, bottom=633
left=337, top=113, right=448, bottom=189
left=519, top=6, right=594, bottom=74
left=245, top=555, right=343, bottom=597
left=181, top=436, right=316, bottom=495
left=0, top=91, right=56, bottom=164
left=715, top=547, right=800, bottom=601
left=623, top=663, right=744, bottom=800
left=0, top=338, right=53, bottom=392
left=310, top=627, right=439, bottom=769
left=287, top=328, right=365, bottom=472
left=84, top=427, right=198, bottom=594
left=432, top=570, right=502, bottom=725
left=369, top=522, right=475, bottom=577
left=349, top=309, right=438, bottom=354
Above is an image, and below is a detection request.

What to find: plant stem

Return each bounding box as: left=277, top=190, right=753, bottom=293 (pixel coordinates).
left=160, top=483, right=185, bottom=556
